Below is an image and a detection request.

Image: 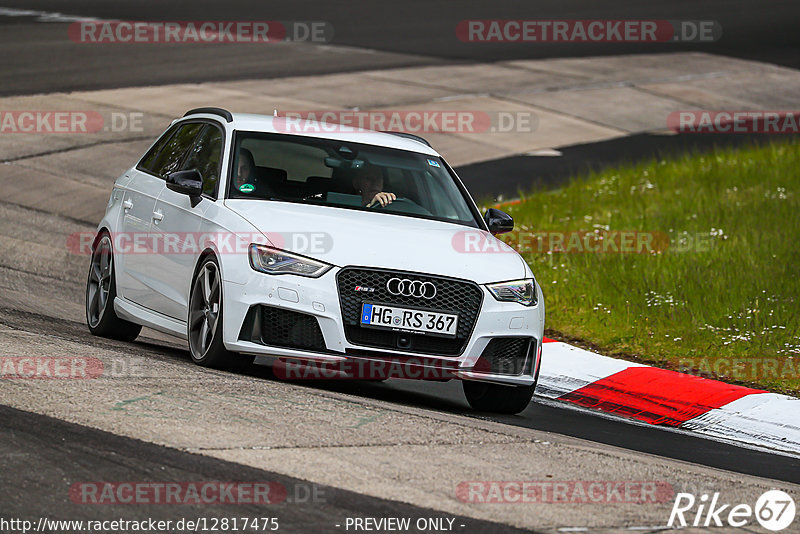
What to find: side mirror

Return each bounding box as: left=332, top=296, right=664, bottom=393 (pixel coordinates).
left=484, top=208, right=514, bottom=234
left=166, top=169, right=203, bottom=199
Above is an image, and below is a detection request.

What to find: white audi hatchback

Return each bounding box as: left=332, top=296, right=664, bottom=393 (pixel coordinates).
left=85, top=107, right=545, bottom=413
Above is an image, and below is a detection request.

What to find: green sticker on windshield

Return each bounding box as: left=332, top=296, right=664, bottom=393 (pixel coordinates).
left=239, top=183, right=255, bottom=193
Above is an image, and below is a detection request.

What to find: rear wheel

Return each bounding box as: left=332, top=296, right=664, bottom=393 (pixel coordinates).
left=188, top=256, right=253, bottom=370
left=462, top=380, right=535, bottom=414
left=85, top=233, right=142, bottom=341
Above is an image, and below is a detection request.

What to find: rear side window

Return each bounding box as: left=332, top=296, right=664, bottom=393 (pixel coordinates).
left=141, top=123, right=204, bottom=178
left=181, top=124, right=224, bottom=197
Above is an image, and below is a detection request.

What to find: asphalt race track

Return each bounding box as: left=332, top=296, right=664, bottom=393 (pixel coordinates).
left=1, top=1, right=799, bottom=532
left=0, top=405, right=531, bottom=534
left=0, top=306, right=797, bottom=485
left=458, top=132, right=793, bottom=200
left=0, top=0, right=799, bottom=95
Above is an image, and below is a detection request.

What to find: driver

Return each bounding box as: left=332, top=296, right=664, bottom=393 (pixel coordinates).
left=234, top=148, right=257, bottom=191
left=352, top=164, right=395, bottom=207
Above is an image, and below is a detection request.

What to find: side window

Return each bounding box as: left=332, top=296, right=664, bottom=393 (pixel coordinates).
left=138, top=124, right=180, bottom=172
left=181, top=124, right=224, bottom=197
left=147, top=123, right=204, bottom=179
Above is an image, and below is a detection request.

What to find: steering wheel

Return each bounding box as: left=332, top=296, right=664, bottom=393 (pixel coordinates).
left=368, top=196, right=409, bottom=208
left=368, top=197, right=433, bottom=216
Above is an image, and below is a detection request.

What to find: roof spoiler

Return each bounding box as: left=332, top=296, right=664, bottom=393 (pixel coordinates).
left=184, top=107, right=233, bottom=123
left=380, top=131, right=432, bottom=147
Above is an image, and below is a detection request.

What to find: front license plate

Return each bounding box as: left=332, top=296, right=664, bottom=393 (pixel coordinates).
left=360, top=303, right=458, bottom=337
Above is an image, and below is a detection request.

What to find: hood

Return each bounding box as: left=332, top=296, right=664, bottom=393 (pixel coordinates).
left=225, top=200, right=528, bottom=284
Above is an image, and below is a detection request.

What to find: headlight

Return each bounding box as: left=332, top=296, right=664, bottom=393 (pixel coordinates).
left=486, top=278, right=537, bottom=306
left=248, top=244, right=332, bottom=278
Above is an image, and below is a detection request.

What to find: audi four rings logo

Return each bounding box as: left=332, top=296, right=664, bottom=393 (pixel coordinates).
left=386, top=278, right=437, bottom=299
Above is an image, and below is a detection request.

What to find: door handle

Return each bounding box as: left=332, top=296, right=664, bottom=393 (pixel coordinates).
left=152, top=210, right=164, bottom=223
left=122, top=199, right=133, bottom=210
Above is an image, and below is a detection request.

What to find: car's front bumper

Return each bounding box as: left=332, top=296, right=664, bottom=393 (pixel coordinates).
left=220, top=266, right=544, bottom=386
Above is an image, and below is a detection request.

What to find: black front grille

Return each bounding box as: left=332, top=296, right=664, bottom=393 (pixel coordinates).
left=238, top=305, right=326, bottom=351
left=336, top=267, right=483, bottom=356
left=474, top=337, right=534, bottom=376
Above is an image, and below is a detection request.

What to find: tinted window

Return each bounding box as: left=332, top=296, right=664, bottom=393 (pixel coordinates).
left=181, top=124, right=224, bottom=197
left=147, top=123, right=204, bottom=178
left=227, top=132, right=480, bottom=228
left=138, top=124, right=180, bottom=172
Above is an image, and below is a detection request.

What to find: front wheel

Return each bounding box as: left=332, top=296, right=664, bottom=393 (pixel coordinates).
left=462, top=380, right=535, bottom=414
left=85, top=233, right=142, bottom=341
left=188, top=256, right=252, bottom=370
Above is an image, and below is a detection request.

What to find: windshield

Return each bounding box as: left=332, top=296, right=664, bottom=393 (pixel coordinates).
left=227, top=131, right=481, bottom=228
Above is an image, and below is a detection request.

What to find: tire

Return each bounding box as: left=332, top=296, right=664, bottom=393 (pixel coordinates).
left=187, top=255, right=253, bottom=370
left=85, top=232, right=142, bottom=342
left=462, top=380, right=536, bottom=414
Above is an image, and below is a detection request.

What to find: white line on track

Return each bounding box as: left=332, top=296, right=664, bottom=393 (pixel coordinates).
left=0, top=7, right=102, bottom=23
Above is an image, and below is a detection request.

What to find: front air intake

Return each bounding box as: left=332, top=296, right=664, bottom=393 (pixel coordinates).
left=474, top=337, right=534, bottom=376
left=238, top=305, right=326, bottom=351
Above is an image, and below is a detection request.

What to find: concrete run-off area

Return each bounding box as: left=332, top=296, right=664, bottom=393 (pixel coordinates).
left=2, top=52, right=800, bottom=169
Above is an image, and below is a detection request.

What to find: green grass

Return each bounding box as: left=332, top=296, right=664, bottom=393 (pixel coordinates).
left=494, top=140, right=800, bottom=395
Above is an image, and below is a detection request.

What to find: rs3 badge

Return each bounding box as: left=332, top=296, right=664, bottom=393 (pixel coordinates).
left=354, top=286, right=375, bottom=292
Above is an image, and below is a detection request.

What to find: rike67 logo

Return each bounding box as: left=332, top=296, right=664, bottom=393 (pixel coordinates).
left=668, top=490, right=796, bottom=531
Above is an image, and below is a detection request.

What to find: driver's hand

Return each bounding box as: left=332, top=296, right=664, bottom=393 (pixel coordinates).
left=367, top=192, right=396, bottom=207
